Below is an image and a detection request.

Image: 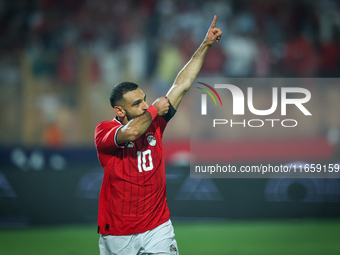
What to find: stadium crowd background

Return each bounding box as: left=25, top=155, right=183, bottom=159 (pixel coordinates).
left=0, top=0, right=339, bottom=157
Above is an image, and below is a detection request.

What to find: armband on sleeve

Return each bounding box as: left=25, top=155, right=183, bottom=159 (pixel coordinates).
left=162, top=102, right=176, bottom=122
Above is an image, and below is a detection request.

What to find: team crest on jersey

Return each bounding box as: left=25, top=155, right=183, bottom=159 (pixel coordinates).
left=170, top=244, right=177, bottom=254
left=147, top=135, right=156, bottom=146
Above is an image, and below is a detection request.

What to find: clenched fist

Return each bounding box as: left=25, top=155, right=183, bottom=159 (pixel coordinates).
left=153, top=97, right=170, bottom=116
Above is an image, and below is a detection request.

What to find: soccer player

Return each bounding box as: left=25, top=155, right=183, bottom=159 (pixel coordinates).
left=95, top=15, right=222, bottom=255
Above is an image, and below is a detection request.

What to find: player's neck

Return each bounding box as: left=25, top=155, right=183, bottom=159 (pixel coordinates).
left=118, top=116, right=128, bottom=125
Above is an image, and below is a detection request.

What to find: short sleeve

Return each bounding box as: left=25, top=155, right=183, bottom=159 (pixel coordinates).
left=95, top=121, right=126, bottom=154
left=154, top=102, right=176, bottom=135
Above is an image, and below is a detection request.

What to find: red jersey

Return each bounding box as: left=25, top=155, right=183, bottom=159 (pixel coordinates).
left=95, top=115, right=170, bottom=235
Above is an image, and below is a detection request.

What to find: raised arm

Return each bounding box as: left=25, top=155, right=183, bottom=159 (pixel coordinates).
left=166, top=15, right=222, bottom=110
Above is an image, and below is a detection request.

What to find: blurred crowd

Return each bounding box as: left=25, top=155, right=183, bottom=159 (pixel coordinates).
left=3, top=0, right=340, bottom=80
left=1, top=0, right=340, bottom=146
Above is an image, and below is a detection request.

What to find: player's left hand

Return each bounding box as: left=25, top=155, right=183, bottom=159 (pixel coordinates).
left=203, top=15, right=222, bottom=47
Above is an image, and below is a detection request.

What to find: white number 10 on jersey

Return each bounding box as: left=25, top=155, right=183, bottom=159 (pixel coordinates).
left=137, top=149, right=154, bottom=172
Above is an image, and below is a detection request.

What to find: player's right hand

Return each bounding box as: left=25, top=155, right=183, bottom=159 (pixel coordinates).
left=153, top=97, right=169, bottom=116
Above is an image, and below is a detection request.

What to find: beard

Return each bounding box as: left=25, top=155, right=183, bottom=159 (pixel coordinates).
left=125, top=109, right=146, bottom=121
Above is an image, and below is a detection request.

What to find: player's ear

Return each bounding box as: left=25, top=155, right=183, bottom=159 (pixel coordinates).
left=114, top=106, right=126, bottom=118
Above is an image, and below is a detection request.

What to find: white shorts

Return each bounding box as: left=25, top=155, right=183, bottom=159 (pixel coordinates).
left=99, top=219, right=179, bottom=255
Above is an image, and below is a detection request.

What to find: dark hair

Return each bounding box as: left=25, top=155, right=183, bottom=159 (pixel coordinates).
left=109, top=82, right=139, bottom=108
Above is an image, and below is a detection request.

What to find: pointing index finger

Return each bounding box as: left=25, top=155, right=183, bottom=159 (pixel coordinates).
left=210, top=15, right=217, bottom=29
